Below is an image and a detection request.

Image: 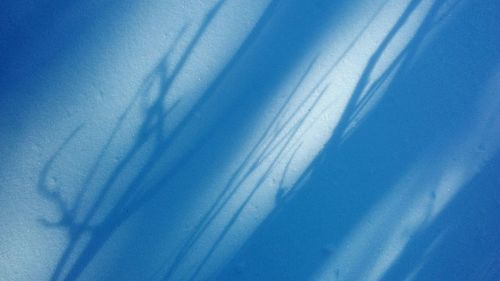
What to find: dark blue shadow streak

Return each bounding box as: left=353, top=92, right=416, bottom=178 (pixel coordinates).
left=211, top=0, right=500, bottom=280
left=36, top=0, right=360, bottom=280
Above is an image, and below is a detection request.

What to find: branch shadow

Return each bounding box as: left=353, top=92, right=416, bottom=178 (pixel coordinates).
left=144, top=1, right=393, bottom=280
left=36, top=0, right=360, bottom=280
left=208, top=0, right=499, bottom=280
left=37, top=1, right=230, bottom=280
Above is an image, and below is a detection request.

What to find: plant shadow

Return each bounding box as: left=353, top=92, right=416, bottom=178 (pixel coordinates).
left=211, top=0, right=500, bottom=280
left=36, top=0, right=365, bottom=280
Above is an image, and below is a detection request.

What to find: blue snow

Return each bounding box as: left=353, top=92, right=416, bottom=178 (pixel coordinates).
left=0, top=0, right=499, bottom=280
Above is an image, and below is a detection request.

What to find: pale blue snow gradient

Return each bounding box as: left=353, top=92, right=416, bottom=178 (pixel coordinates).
left=0, top=0, right=499, bottom=281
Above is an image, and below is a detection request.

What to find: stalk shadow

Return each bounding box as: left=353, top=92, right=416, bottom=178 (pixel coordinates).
left=37, top=0, right=350, bottom=279
left=377, top=1, right=500, bottom=278
left=37, top=2, right=230, bottom=280
left=147, top=1, right=394, bottom=279
left=210, top=0, right=491, bottom=280
left=33, top=0, right=471, bottom=280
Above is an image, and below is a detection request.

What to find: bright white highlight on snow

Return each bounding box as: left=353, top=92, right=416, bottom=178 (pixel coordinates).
left=155, top=0, right=455, bottom=280
left=0, top=0, right=493, bottom=280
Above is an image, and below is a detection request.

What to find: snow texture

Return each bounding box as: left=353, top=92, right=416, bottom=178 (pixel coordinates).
left=0, top=0, right=499, bottom=280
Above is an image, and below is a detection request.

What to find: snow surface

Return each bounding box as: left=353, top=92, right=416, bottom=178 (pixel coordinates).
left=1, top=0, right=499, bottom=280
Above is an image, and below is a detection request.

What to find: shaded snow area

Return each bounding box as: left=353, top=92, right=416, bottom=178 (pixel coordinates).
left=1, top=0, right=499, bottom=280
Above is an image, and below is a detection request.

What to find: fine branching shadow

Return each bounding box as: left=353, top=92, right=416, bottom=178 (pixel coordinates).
left=35, top=0, right=494, bottom=280
left=157, top=0, right=451, bottom=280
left=38, top=1, right=231, bottom=280
left=39, top=0, right=321, bottom=279
left=210, top=0, right=485, bottom=280
left=150, top=2, right=398, bottom=279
